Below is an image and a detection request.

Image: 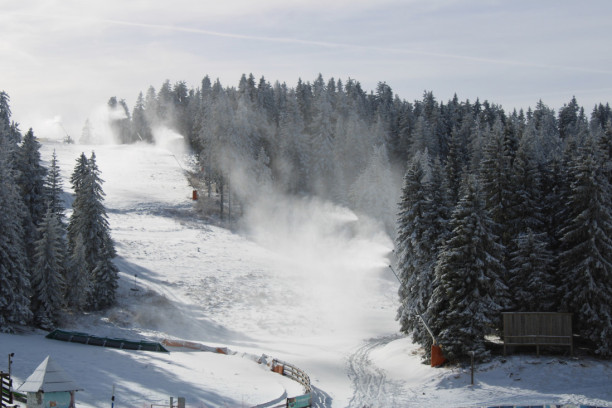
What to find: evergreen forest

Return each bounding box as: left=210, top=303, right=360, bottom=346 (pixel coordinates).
left=102, top=73, right=612, bottom=360
left=2, top=72, right=612, bottom=361
left=0, top=91, right=117, bottom=332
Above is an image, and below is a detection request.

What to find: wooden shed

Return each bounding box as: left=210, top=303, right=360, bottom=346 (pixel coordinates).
left=17, top=356, right=82, bottom=408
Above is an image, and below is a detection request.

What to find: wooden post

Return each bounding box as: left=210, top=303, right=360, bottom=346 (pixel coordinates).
left=470, top=351, right=474, bottom=386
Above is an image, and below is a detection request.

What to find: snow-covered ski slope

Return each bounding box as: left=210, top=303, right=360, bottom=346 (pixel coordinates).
left=2, top=134, right=612, bottom=408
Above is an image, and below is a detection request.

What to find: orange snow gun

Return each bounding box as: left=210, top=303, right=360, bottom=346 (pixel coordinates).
left=418, top=314, right=446, bottom=367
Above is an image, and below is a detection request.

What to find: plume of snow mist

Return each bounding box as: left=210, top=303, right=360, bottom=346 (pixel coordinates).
left=236, top=183, right=396, bottom=338
left=78, top=104, right=122, bottom=144
left=151, top=126, right=189, bottom=158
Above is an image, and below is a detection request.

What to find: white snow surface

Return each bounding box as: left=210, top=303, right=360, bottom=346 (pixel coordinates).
left=2, top=136, right=611, bottom=408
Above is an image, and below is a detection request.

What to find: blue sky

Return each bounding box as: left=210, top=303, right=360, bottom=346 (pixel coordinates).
left=1, top=0, right=611, bottom=138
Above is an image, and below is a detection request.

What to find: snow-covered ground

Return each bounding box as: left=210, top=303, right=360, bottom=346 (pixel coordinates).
left=2, top=135, right=611, bottom=408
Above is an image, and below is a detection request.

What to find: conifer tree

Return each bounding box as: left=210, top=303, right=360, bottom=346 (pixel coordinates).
left=396, top=150, right=448, bottom=353
left=44, top=150, right=66, bottom=226
left=506, top=136, right=556, bottom=311
left=68, top=152, right=118, bottom=310
left=17, top=128, right=48, bottom=273
left=31, top=209, right=66, bottom=328
left=67, top=153, right=88, bottom=253
left=348, top=145, right=396, bottom=230
left=429, top=175, right=506, bottom=361
left=65, top=234, right=90, bottom=312
left=558, top=137, right=612, bottom=356
left=508, top=229, right=555, bottom=312
left=0, top=131, right=32, bottom=331
left=132, top=92, right=152, bottom=142
left=599, top=120, right=612, bottom=185
left=478, top=118, right=514, bottom=311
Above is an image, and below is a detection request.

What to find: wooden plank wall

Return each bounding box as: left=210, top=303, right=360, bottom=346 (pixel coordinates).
left=503, top=312, right=573, bottom=355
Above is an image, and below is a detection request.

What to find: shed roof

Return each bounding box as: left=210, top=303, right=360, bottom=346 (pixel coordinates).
left=17, top=356, right=83, bottom=393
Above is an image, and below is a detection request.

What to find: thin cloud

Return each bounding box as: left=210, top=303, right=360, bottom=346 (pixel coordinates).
left=11, top=10, right=612, bottom=77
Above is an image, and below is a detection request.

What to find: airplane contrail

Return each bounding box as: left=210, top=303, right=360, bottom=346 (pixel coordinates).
left=10, top=11, right=612, bottom=76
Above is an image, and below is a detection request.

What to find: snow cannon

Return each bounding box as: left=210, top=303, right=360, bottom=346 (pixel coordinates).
left=417, top=314, right=446, bottom=367
left=431, top=344, right=446, bottom=367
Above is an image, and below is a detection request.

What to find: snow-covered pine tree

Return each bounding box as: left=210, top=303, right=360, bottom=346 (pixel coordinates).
left=276, top=89, right=309, bottom=193
left=396, top=150, right=448, bottom=355
left=0, top=129, right=32, bottom=331
left=309, top=75, right=336, bottom=196
left=68, top=152, right=118, bottom=311
left=444, top=127, right=466, bottom=207
left=67, top=153, right=88, bottom=255
left=508, top=228, right=555, bottom=312
left=508, top=136, right=544, bottom=238
left=396, top=152, right=429, bottom=346
left=69, top=152, right=88, bottom=192
left=44, top=150, right=66, bottom=226
left=64, top=234, right=90, bottom=312
left=80, top=118, right=94, bottom=144
left=558, top=136, right=612, bottom=357
left=17, top=128, right=48, bottom=277
left=132, top=92, right=152, bottom=142
left=506, top=136, right=555, bottom=311
left=348, top=145, right=396, bottom=231
left=478, top=118, right=513, bottom=313
left=598, top=120, right=612, bottom=185
left=428, top=174, right=506, bottom=361
left=31, top=208, right=66, bottom=328
left=0, top=91, right=20, bottom=144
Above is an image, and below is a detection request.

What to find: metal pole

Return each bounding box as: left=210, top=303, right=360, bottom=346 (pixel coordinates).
left=388, top=265, right=401, bottom=283
left=388, top=265, right=438, bottom=345
left=417, top=314, right=437, bottom=345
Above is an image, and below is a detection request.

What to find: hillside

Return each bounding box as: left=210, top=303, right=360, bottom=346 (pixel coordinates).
left=2, top=136, right=611, bottom=408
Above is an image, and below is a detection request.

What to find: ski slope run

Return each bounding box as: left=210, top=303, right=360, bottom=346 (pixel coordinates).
left=10, top=137, right=609, bottom=408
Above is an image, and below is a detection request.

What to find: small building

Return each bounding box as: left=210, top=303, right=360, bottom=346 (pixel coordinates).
left=17, top=356, right=82, bottom=408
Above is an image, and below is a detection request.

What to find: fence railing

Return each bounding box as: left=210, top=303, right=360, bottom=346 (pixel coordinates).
left=1, top=372, right=13, bottom=408
left=271, top=359, right=311, bottom=394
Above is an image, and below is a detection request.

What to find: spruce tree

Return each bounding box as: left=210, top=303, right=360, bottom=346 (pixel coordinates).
left=65, top=234, right=90, bottom=312
left=67, top=153, right=88, bottom=253
left=507, top=138, right=555, bottom=311
left=68, top=152, right=118, bottom=311
left=429, top=175, right=506, bottom=361
left=31, top=209, right=66, bottom=328
left=508, top=229, right=555, bottom=312
left=396, top=150, right=448, bottom=354
left=0, top=131, right=32, bottom=331
left=558, top=137, right=612, bottom=356
left=396, top=151, right=432, bottom=345
left=17, top=128, right=48, bottom=276
left=44, top=150, right=66, bottom=226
